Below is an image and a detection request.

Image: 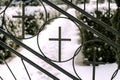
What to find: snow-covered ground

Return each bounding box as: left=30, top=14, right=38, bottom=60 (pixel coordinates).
left=0, top=8, right=120, bottom=80
left=0, top=37, right=119, bottom=80
left=0, top=1, right=120, bottom=80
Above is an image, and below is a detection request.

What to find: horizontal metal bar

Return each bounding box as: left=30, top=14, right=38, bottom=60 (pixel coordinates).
left=41, top=0, right=120, bottom=50
left=49, top=38, right=71, bottom=41
left=13, top=16, right=34, bottom=18
left=0, top=40, right=59, bottom=80
left=0, top=29, right=79, bottom=80
left=61, top=0, right=120, bottom=38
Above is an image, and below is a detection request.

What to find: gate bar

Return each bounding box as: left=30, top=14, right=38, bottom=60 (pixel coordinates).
left=0, top=40, right=59, bottom=80
left=41, top=0, right=120, bottom=50
left=0, top=76, right=3, bottom=80
left=0, top=29, right=80, bottom=80
left=61, top=0, right=120, bottom=38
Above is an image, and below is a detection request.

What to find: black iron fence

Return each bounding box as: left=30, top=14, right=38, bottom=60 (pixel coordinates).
left=0, top=0, right=119, bottom=80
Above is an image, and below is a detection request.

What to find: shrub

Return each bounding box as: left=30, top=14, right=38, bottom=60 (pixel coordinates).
left=111, top=0, right=120, bottom=68
left=77, top=8, right=117, bottom=64
left=0, top=4, right=67, bottom=63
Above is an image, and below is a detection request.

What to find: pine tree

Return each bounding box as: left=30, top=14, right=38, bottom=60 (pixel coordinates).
left=111, top=0, right=120, bottom=69
left=115, top=0, right=120, bottom=7
left=77, top=4, right=117, bottom=65
left=0, top=0, right=9, bottom=6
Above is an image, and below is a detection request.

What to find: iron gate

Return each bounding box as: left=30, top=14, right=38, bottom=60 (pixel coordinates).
left=0, top=0, right=120, bottom=80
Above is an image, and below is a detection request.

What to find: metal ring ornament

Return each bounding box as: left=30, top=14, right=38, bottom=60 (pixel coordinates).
left=72, top=39, right=118, bottom=80
left=4, top=0, right=48, bottom=39
left=37, top=17, right=82, bottom=63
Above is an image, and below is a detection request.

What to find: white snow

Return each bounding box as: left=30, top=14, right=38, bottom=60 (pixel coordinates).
left=0, top=2, right=120, bottom=80
left=0, top=36, right=119, bottom=80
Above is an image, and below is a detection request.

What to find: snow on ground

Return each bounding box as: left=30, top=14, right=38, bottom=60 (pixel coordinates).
left=0, top=2, right=120, bottom=80
left=0, top=36, right=119, bottom=80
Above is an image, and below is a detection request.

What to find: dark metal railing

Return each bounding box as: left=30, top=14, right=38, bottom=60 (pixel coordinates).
left=0, top=0, right=119, bottom=80
left=0, top=76, right=3, bottom=80
left=0, top=37, right=59, bottom=80
left=0, top=28, right=79, bottom=80
left=41, top=0, right=120, bottom=80
left=42, top=0, right=120, bottom=50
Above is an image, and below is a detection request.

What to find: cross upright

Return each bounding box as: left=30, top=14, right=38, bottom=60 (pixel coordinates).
left=13, top=1, right=34, bottom=39
left=49, top=27, right=71, bottom=62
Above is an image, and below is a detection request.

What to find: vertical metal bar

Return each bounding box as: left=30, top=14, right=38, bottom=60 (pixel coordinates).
left=96, top=0, right=99, bottom=11
left=92, top=0, right=98, bottom=80
left=59, top=27, right=61, bottom=62
left=108, top=0, right=111, bottom=17
left=92, top=52, right=96, bottom=80
left=84, top=0, right=86, bottom=10
left=49, top=27, right=71, bottom=62
left=22, top=2, right=25, bottom=38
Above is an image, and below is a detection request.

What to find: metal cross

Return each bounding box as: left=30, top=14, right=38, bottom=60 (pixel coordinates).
left=13, top=2, right=34, bottom=38
left=49, top=27, right=71, bottom=62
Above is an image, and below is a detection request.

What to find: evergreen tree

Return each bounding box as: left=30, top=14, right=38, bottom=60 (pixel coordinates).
left=114, top=0, right=120, bottom=7
left=111, top=0, right=120, bottom=69
left=12, top=0, right=39, bottom=6
left=77, top=3, right=117, bottom=65
left=0, top=0, right=9, bottom=6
